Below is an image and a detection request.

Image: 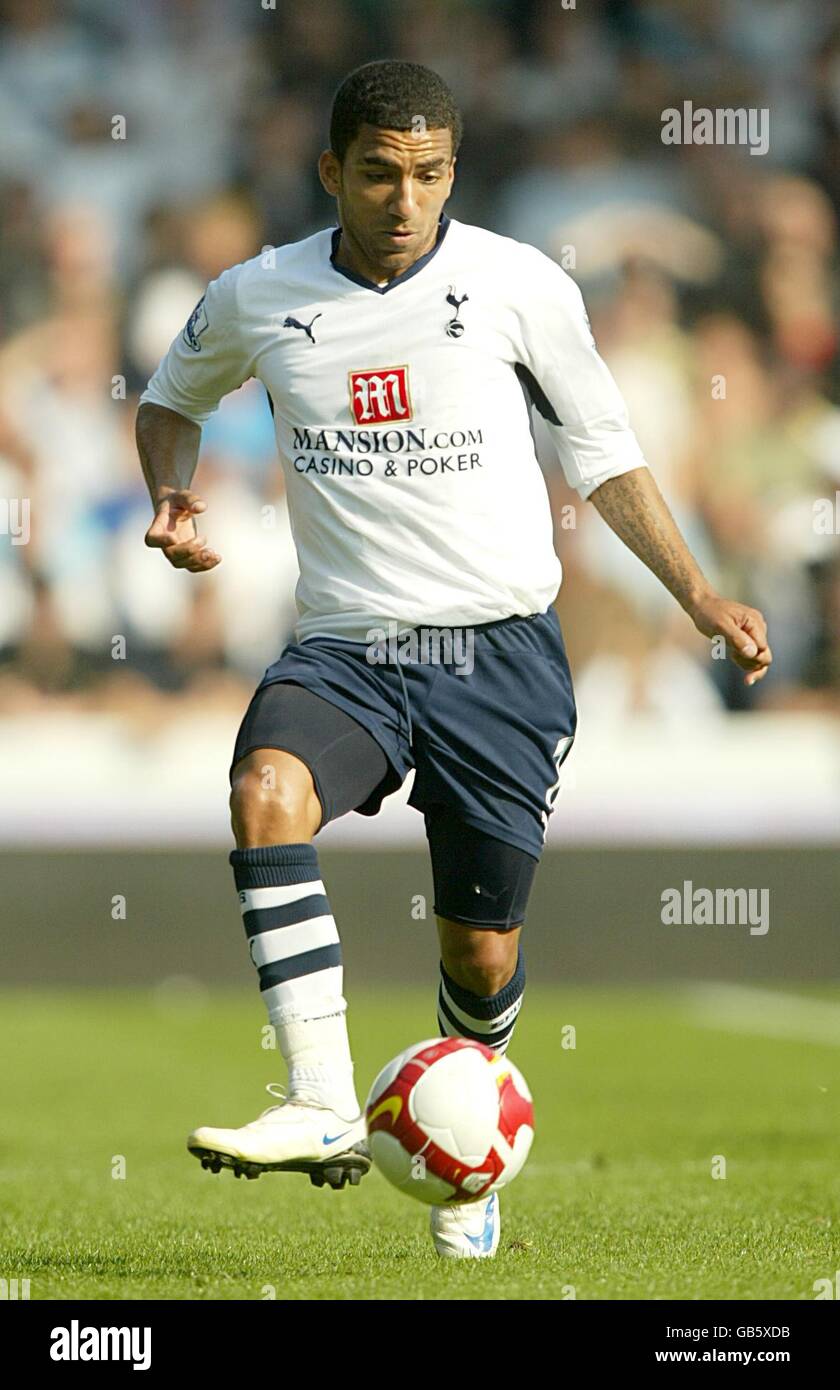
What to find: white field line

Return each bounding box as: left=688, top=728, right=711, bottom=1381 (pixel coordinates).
left=684, top=983, right=840, bottom=1047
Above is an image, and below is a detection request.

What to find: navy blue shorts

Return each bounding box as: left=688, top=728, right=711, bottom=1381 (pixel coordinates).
left=231, top=607, right=576, bottom=862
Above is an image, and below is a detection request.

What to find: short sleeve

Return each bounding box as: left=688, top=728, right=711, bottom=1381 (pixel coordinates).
left=139, top=265, right=253, bottom=426
left=515, top=248, right=648, bottom=500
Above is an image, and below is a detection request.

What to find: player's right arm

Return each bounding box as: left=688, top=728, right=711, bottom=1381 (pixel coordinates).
left=135, top=264, right=255, bottom=574
left=137, top=402, right=219, bottom=572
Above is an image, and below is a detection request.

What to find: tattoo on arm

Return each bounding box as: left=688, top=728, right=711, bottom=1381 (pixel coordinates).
left=588, top=467, right=710, bottom=612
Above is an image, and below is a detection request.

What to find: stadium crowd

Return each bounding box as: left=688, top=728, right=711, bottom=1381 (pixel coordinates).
left=1, top=0, right=839, bottom=732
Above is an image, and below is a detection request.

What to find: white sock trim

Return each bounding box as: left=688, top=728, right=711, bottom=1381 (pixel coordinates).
left=249, top=915, right=339, bottom=969
left=239, top=881, right=327, bottom=914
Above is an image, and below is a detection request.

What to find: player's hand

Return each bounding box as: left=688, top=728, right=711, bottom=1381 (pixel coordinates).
left=144, top=489, right=221, bottom=572
left=688, top=590, right=772, bottom=686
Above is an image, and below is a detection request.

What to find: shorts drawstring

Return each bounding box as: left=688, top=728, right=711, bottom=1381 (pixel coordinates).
left=392, top=656, right=414, bottom=749
left=301, top=631, right=414, bottom=750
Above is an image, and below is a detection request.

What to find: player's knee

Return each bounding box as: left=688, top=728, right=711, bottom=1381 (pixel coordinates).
left=229, top=752, right=321, bottom=846
left=440, top=925, right=519, bottom=996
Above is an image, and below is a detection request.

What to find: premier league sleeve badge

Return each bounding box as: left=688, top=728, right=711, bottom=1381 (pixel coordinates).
left=182, top=295, right=209, bottom=352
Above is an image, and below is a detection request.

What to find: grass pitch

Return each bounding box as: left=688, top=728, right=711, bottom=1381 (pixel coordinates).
left=1, top=984, right=838, bottom=1300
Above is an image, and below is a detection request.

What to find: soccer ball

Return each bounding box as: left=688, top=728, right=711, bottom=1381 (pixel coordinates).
left=365, top=1037, right=534, bottom=1205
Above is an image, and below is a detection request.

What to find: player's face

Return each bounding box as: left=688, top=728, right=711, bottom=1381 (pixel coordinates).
left=319, top=124, right=455, bottom=283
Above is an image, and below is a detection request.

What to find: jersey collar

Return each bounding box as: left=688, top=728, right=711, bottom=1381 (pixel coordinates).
left=329, top=213, right=451, bottom=294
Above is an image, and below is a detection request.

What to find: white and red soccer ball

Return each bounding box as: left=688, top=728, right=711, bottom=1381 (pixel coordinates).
left=365, top=1037, right=534, bottom=1205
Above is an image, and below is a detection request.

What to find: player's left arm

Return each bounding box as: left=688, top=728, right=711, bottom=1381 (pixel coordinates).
left=588, top=466, right=772, bottom=686
left=513, top=247, right=771, bottom=687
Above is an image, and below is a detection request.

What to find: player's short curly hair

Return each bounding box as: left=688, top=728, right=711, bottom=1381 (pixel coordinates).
left=329, top=60, right=463, bottom=163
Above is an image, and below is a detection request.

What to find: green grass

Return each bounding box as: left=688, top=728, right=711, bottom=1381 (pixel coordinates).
left=1, top=985, right=838, bottom=1300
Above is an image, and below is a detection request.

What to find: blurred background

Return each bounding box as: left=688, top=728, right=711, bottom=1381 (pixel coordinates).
left=0, top=0, right=838, bottom=986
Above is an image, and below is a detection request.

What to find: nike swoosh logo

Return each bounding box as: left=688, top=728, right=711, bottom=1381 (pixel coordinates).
left=464, top=1195, right=497, bottom=1252
left=322, top=1129, right=353, bottom=1145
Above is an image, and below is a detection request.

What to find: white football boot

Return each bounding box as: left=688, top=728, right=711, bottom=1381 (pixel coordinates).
left=187, top=1083, right=370, bottom=1190
left=430, top=1191, right=500, bottom=1258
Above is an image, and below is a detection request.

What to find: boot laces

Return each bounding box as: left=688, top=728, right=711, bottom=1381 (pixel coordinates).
left=256, top=1082, right=289, bottom=1119
left=256, top=1081, right=335, bottom=1118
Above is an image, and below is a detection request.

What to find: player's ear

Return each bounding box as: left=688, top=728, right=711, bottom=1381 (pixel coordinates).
left=318, top=149, right=341, bottom=197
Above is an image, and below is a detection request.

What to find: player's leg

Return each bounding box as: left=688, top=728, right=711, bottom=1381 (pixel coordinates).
left=409, top=610, right=575, bottom=1256
left=410, top=606, right=576, bottom=1069
left=425, top=809, right=539, bottom=1256
left=230, top=746, right=322, bottom=845
left=436, top=917, right=523, bottom=1049
left=429, top=808, right=535, bottom=1055
left=229, top=744, right=360, bottom=1121
left=188, top=681, right=392, bottom=1187
left=435, top=920, right=521, bottom=996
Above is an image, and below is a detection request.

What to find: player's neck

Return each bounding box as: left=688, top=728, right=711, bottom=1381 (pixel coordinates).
left=333, top=223, right=439, bottom=288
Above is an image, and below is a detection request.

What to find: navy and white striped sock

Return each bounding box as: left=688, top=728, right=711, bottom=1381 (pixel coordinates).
left=437, top=946, right=526, bottom=1056
left=230, top=842, right=360, bottom=1119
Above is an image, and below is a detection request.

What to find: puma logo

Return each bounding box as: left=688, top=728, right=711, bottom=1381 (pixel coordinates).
left=472, top=883, right=503, bottom=900
left=283, top=312, right=322, bottom=344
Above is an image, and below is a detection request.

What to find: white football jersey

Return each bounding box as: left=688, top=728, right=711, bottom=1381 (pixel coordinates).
left=140, top=215, right=647, bottom=641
